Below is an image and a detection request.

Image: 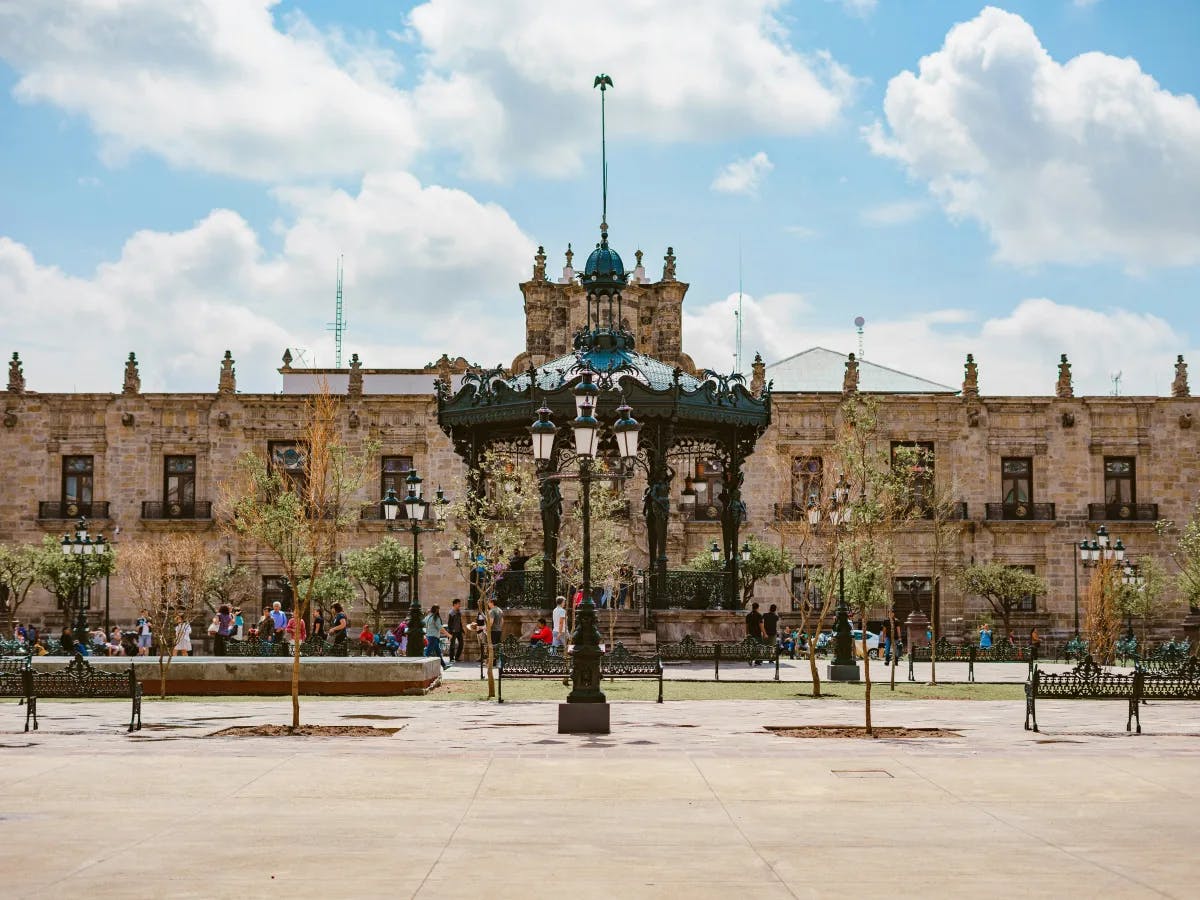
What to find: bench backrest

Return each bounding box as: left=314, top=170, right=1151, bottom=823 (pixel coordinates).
left=1031, top=655, right=1135, bottom=698
left=498, top=644, right=568, bottom=676
left=1139, top=658, right=1200, bottom=699
left=601, top=642, right=662, bottom=675
left=30, top=654, right=135, bottom=698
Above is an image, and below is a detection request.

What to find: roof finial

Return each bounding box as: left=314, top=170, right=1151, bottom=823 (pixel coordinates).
left=594, top=74, right=613, bottom=242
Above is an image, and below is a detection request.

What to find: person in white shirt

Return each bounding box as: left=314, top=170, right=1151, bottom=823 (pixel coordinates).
left=552, top=596, right=568, bottom=651
left=173, top=614, right=192, bottom=656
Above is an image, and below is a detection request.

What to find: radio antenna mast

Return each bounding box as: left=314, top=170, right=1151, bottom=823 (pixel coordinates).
left=735, top=240, right=744, bottom=372
left=328, top=255, right=346, bottom=368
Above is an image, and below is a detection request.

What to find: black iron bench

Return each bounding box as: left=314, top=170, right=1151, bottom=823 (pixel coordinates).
left=497, top=643, right=568, bottom=702
left=657, top=634, right=779, bottom=681
left=1136, top=658, right=1200, bottom=732
left=910, top=640, right=1036, bottom=682
left=24, top=654, right=142, bottom=733
left=601, top=643, right=664, bottom=703
left=1134, top=642, right=1193, bottom=675
left=1, top=657, right=29, bottom=702
left=1024, top=656, right=1137, bottom=733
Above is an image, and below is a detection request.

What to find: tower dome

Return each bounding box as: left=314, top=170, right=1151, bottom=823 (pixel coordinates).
left=583, top=226, right=625, bottom=282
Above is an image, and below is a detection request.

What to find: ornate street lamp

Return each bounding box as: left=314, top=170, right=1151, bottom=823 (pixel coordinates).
left=709, top=541, right=721, bottom=564
left=1072, top=524, right=1135, bottom=649
left=61, top=517, right=108, bottom=651
left=381, top=476, right=450, bottom=658
left=527, top=374, right=640, bottom=729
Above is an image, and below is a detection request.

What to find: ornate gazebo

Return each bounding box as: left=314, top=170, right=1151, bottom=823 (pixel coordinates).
left=436, top=221, right=771, bottom=614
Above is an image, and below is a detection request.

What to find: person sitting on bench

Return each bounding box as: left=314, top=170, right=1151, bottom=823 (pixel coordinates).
left=528, top=619, right=553, bottom=647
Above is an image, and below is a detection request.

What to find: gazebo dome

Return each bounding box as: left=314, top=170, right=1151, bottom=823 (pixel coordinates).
left=583, top=227, right=625, bottom=281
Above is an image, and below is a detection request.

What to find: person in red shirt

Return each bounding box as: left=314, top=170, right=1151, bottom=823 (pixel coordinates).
left=529, top=618, right=553, bottom=646
left=285, top=614, right=307, bottom=644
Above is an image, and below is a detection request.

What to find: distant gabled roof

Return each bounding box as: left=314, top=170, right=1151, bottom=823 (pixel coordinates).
left=765, top=347, right=956, bottom=394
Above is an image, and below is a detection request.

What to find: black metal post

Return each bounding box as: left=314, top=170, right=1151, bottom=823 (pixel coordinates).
left=832, top=565, right=855, bottom=667
left=406, top=523, right=425, bottom=657
left=73, top=552, right=88, bottom=647
left=567, top=457, right=605, bottom=703
left=1072, top=544, right=1080, bottom=637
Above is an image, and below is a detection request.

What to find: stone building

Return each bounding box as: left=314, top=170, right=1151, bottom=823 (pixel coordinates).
left=2, top=242, right=1197, bottom=643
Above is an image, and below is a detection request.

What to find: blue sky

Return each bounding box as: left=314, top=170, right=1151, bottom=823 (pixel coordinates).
left=0, top=0, right=1197, bottom=394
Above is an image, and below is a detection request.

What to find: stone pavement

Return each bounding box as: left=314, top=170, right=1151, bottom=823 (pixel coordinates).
left=2, top=695, right=1199, bottom=898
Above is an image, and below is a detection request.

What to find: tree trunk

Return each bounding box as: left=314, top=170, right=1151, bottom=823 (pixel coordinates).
left=158, top=653, right=169, bottom=699
left=861, top=615, right=872, bottom=736
left=291, top=623, right=301, bottom=729
left=808, top=642, right=821, bottom=698
left=484, top=630, right=495, bottom=699
left=889, top=607, right=897, bottom=690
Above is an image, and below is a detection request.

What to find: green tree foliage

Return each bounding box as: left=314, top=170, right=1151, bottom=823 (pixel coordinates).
left=955, top=562, right=1047, bottom=638
left=1158, top=507, right=1200, bottom=612
left=34, top=533, right=117, bottom=626
left=342, top=538, right=419, bottom=632
left=0, top=543, right=40, bottom=631
left=199, top=562, right=257, bottom=615
left=1114, top=557, right=1178, bottom=645
left=683, top=535, right=793, bottom=604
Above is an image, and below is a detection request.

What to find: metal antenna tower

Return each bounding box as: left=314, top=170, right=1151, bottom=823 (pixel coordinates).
left=855, top=316, right=866, bottom=359
left=734, top=240, right=744, bottom=372
left=594, top=74, right=613, bottom=227
left=327, top=255, right=346, bottom=368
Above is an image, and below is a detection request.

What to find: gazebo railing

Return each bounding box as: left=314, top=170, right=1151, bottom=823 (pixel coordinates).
left=644, top=569, right=733, bottom=612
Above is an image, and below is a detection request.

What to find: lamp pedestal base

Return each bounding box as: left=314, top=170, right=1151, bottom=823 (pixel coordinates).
left=827, top=663, right=860, bottom=682
left=558, top=702, right=610, bottom=734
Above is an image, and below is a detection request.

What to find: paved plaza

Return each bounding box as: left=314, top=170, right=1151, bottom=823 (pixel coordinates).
left=2, top=694, right=1199, bottom=898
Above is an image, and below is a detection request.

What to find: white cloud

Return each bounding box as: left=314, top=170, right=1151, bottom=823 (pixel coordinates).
left=1074, top=0, right=1101, bottom=8
left=409, top=0, right=857, bottom=180
left=0, top=0, right=857, bottom=184
left=711, top=152, right=774, bottom=196
left=785, top=225, right=819, bottom=240
left=0, top=0, right=421, bottom=180
left=836, top=0, right=878, bottom=18
left=683, top=292, right=1193, bottom=396
left=860, top=199, right=928, bottom=226
left=865, top=7, right=1200, bottom=268
left=0, top=173, right=535, bottom=391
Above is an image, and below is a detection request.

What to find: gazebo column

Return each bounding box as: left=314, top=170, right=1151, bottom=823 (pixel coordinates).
left=720, top=437, right=747, bottom=611
left=466, top=436, right=486, bottom=610
left=642, top=422, right=673, bottom=611
left=538, top=453, right=563, bottom=610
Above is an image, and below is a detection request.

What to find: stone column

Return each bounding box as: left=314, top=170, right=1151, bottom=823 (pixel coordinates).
left=905, top=608, right=932, bottom=650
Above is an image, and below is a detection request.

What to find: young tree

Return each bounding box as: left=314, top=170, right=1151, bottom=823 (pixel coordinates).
left=1157, top=508, right=1200, bottom=613
left=955, top=563, right=1048, bottom=640
left=221, top=387, right=377, bottom=728
left=0, top=543, right=40, bottom=633
left=1083, top=559, right=1122, bottom=665
left=199, top=562, right=257, bottom=616
left=1114, top=557, right=1177, bottom=648
left=446, top=450, right=539, bottom=699
left=342, top=538, right=418, bottom=634
left=122, top=535, right=211, bottom=698
left=682, top=535, right=793, bottom=606
left=34, top=534, right=117, bottom=630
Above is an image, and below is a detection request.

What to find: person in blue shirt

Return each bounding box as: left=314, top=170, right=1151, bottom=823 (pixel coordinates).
left=979, top=624, right=993, bottom=649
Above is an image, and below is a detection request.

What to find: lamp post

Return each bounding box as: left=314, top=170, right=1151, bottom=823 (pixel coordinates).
left=528, top=368, right=641, bottom=732
left=381, top=472, right=449, bottom=658
left=60, top=517, right=109, bottom=650
left=1073, top=524, right=1132, bottom=655
left=825, top=476, right=860, bottom=682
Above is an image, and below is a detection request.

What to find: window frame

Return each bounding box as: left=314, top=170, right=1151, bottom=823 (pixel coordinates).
left=791, top=456, right=823, bottom=507
left=1103, top=456, right=1136, bottom=505
left=61, top=455, right=94, bottom=506
left=1001, top=456, right=1033, bottom=506
left=163, top=455, right=197, bottom=514
left=790, top=564, right=823, bottom=613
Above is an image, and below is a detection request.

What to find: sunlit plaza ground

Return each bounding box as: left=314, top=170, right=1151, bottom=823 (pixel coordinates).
left=3, top=689, right=1199, bottom=899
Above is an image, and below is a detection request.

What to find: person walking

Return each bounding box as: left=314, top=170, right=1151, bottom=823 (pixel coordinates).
left=173, top=614, right=192, bottom=657
left=447, top=599, right=465, bottom=663
left=312, top=606, right=326, bottom=641
left=1030, top=627, right=1041, bottom=660
left=551, top=596, right=568, bottom=652
left=233, top=607, right=245, bottom=640
left=745, top=602, right=765, bottom=666
left=763, top=604, right=780, bottom=648
left=212, top=604, right=235, bottom=656
left=486, top=597, right=504, bottom=649
left=328, top=603, right=349, bottom=650
left=423, top=605, right=451, bottom=669
left=136, top=611, right=152, bottom=656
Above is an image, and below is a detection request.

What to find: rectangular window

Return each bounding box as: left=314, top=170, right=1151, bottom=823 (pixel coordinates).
left=791, top=457, right=823, bottom=507
left=163, top=455, right=196, bottom=515
left=891, top=441, right=935, bottom=516
left=791, top=565, right=823, bottom=612
left=1104, top=457, right=1136, bottom=505
left=381, top=577, right=411, bottom=609
left=61, top=455, right=94, bottom=507
left=268, top=441, right=308, bottom=495
left=1014, top=565, right=1037, bottom=612
left=1001, top=457, right=1033, bottom=505
left=381, top=455, right=414, bottom=501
